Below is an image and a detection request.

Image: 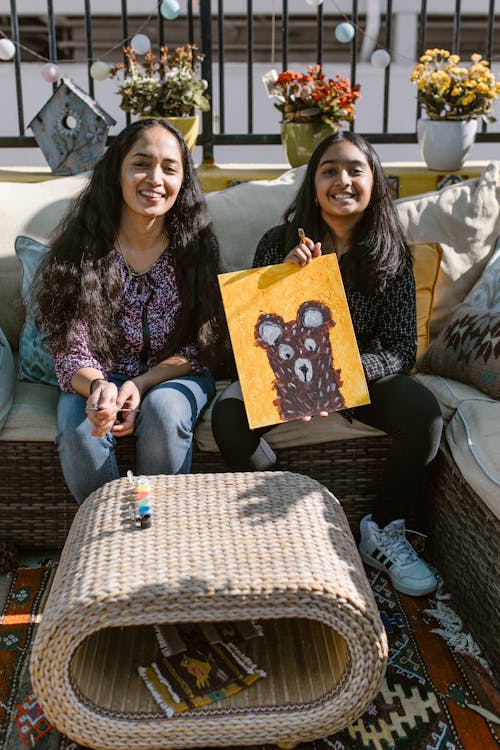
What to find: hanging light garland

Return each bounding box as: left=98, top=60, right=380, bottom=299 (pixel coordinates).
left=0, top=2, right=171, bottom=85
left=370, top=49, right=391, bottom=69
left=0, top=38, right=16, bottom=60
left=160, top=0, right=181, bottom=20
left=334, top=22, right=356, bottom=43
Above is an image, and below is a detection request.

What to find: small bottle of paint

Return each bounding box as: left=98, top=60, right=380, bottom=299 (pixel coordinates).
left=135, top=475, right=152, bottom=529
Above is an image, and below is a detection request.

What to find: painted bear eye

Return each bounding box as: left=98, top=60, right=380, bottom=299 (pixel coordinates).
left=304, top=338, right=316, bottom=352
left=278, top=344, right=294, bottom=360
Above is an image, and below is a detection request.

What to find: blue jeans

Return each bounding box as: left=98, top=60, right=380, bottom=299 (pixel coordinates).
left=57, top=372, right=215, bottom=504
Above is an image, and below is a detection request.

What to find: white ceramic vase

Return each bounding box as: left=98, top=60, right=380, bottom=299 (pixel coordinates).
left=416, top=118, right=478, bottom=171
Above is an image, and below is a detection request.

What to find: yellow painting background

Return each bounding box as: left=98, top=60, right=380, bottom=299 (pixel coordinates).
left=218, top=254, right=370, bottom=429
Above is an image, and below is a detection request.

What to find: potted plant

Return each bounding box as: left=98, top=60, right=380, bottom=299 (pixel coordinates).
left=265, top=64, right=361, bottom=167
left=410, top=48, right=500, bottom=170
left=109, top=43, right=210, bottom=151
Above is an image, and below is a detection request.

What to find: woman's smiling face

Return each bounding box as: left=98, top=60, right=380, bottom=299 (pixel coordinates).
left=314, top=140, right=374, bottom=226
left=119, top=125, right=184, bottom=222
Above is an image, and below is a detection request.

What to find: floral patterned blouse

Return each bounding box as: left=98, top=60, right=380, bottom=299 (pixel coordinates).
left=54, top=248, right=201, bottom=393
left=253, top=225, right=417, bottom=382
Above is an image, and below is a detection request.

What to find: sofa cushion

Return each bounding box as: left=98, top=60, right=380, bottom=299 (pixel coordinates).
left=412, top=242, right=442, bottom=361
left=194, top=381, right=385, bottom=454
left=0, top=380, right=59, bottom=442
left=0, top=173, right=90, bottom=349
left=462, top=235, right=500, bottom=311
left=396, top=161, right=500, bottom=338
left=446, top=400, right=500, bottom=520
left=416, top=238, right=500, bottom=399
left=0, top=326, right=14, bottom=430
left=412, top=373, right=487, bottom=422
left=206, top=166, right=306, bottom=273
left=15, top=236, right=57, bottom=387
left=416, top=306, right=499, bottom=399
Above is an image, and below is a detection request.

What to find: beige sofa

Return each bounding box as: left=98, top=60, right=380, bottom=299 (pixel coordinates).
left=0, top=162, right=499, bottom=676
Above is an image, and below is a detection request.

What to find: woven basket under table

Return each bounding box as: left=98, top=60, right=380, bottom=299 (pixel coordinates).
left=30, top=471, right=388, bottom=749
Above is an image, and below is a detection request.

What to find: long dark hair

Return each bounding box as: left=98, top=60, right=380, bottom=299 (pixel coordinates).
left=34, top=118, right=227, bottom=371
left=283, top=131, right=411, bottom=294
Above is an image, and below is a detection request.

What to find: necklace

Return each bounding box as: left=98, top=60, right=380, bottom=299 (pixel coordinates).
left=115, top=234, right=165, bottom=279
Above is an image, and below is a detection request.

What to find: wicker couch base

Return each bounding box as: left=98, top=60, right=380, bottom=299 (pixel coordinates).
left=429, top=443, right=500, bottom=680
left=1, top=436, right=391, bottom=549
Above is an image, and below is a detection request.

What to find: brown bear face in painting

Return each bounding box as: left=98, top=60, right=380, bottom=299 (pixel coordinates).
left=255, top=300, right=345, bottom=421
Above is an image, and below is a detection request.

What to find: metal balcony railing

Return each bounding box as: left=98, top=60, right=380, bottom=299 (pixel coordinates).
left=0, top=0, right=499, bottom=164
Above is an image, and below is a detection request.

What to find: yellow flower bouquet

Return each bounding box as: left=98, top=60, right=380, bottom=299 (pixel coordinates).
left=411, top=48, right=500, bottom=121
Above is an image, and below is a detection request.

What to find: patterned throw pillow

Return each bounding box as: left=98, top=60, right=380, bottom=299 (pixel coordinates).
left=419, top=306, right=499, bottom=397
left=14, top=235, right=57, bottom=387
left=416, top=238, right=500, bottom=399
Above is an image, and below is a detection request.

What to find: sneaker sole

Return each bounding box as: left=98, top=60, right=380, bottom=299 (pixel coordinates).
left=360, top=551, right=437, bottom=597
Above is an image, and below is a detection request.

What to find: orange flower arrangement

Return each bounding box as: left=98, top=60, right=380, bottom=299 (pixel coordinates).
left=268, top=64, right=360, bottom=128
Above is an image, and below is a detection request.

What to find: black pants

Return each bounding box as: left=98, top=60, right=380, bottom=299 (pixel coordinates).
left=211, top=375, right=443, bottom=528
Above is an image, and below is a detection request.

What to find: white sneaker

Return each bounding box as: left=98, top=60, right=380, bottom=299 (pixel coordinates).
left=359, top=514, right=437, bottom=597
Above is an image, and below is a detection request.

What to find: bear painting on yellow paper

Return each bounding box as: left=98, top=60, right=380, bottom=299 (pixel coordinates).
left=218, top=254, right=369, bottom=430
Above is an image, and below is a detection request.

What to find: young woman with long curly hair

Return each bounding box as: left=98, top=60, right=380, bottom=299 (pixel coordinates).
left=34, top=118, right=225, bottom=504
left=212, top=131, right=443, bottom=597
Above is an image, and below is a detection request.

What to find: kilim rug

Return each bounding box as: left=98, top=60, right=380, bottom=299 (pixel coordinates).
left=1, top=563, right=498, bottom=750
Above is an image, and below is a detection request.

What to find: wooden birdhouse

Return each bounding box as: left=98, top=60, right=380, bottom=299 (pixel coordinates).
left=29, top=77, right=116, bottom=175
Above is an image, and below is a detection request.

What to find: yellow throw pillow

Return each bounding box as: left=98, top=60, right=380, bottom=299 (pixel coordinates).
left=411, top=242, right=443, bottom=362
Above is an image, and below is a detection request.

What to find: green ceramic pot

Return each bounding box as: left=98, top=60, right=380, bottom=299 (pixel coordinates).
left=281, top=121, right=336, bottom=167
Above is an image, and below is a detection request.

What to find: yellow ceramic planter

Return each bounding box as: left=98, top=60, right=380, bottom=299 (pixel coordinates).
left=141, top=114, right=200, bottom=152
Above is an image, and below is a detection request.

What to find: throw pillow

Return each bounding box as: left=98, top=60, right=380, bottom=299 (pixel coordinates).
left=462, top=235, right=500, bottom=311
left=0, top=326, right=14, bottom=430
left=14, top=235, right=57, bottom=387
left=396, top=161, right=500, bottom=338
left=0, top=172, right=90, bottom=348
left=206, top=166, right=306, bottom=273
left=411, top=242, right=442, bottom=361
left=416, top=303, right=500, bottom=399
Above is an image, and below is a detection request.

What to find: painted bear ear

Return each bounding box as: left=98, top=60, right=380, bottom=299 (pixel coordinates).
left=298, top=301, right=333, bottom=328
left=256, top=317, right=284, bottom=345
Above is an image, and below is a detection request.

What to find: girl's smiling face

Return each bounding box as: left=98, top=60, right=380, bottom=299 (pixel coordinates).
left=119, top=125, right=184, bottom=222
left=314, top=140, right=374, bottom=226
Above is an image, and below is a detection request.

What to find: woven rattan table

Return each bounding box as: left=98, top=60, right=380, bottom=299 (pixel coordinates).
left=31, top=472, right=387, bottom=750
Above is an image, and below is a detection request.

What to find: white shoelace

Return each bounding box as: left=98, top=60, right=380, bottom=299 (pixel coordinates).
left=378, top=524, right=426, bottom=566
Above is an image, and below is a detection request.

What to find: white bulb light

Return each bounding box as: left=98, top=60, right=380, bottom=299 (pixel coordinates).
left=41, top=62, right=59, bottom=83
left=130, top=34, right=151, bottom=55
left=90, top=60, right=110, bottom=81
left=335, top=22, right=356, bottom=43
left=370, top=49, right=391, bottom=69
left=160, top=0, right=181, bottom=20
left=0, top=38, right=16, bottom=60
left=305, top=0, right=324, bottom=6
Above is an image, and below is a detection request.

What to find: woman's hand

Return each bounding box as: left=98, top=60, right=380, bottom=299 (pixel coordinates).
left=284, top=232, right=322, bottom=267
left=111, top=380, right=141, bottom=437
left=302, top=411, right=329, bottom=422
left=86, top=380, right=119, bottom=437
left=85, top=379, right=141, bottom=438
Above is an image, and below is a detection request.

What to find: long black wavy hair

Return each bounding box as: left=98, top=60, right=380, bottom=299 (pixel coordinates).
left=283, top=131, right=412, bottom=294
left=34, top=118, right=228, bottom=373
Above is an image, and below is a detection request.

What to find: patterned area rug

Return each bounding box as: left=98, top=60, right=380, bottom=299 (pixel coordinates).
left=0, top=563, right=498, bottom=750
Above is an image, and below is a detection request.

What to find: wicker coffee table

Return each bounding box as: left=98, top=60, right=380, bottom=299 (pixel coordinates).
left=31, top=472, right=387, bottom=749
